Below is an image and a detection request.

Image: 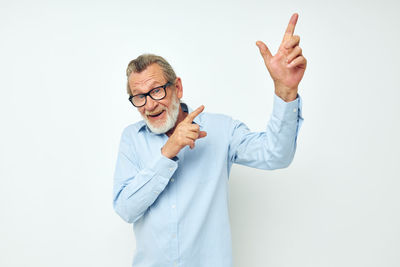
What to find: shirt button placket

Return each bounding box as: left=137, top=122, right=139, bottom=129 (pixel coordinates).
left=170, top=175, right=179, bottom=260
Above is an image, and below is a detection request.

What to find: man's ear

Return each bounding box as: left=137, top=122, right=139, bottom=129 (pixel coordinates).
left=174, top=77, right=183, bottom=99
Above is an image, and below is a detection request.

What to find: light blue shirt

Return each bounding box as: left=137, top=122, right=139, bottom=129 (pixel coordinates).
left=113, top=94, right=303, bottom=267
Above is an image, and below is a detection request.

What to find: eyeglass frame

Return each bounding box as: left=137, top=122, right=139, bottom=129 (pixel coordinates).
left=128, top=81, right=171, bottom=107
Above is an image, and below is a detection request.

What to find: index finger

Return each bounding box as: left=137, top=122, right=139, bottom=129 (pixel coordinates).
left=184, top=105, right=204, bottom=123
left=282, top=13, right=299, bottom=43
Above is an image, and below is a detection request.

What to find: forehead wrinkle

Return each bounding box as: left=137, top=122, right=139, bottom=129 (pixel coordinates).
left=130, top=74, right=164, bottom=95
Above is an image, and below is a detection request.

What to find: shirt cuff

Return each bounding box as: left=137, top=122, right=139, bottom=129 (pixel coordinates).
left=272, top=93, right=303, bottom=122
left=149, top=152, right=179, bottom=184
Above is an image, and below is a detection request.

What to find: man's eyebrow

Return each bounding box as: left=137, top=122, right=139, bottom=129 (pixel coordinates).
left=149, top=80, right=164, bottom=88
left=132, top=81, right=163, bottom=95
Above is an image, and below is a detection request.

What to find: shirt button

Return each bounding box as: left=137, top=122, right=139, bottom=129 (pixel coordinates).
left=169, top=167, right=174, bottom=171
left=172, top=234, right=176, bottom=238
left=174, top=261, right=178, bottom=266
left=293, top=108, right=297, bottom=113
left=172, top=204, right=176, bottom=209
left=170, top=178, right=174, bottom=182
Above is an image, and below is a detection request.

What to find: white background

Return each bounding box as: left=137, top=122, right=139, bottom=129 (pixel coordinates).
left=1, top=0, right=399, bottom=266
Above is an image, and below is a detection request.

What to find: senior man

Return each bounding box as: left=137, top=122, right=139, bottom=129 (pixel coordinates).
left=113, top=13, right=306, bottom=267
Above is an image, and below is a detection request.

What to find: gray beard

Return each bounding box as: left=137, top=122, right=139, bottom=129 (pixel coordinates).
left=144, top=97, right=180, bottom=134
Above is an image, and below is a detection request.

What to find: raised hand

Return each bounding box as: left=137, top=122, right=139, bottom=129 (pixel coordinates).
left=256, top=13, right=307, bottom=102
left=161, top=105, right=207, bottom=159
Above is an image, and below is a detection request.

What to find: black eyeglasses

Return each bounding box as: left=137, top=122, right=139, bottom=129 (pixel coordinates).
left=129, top=82, right=171, bottom=107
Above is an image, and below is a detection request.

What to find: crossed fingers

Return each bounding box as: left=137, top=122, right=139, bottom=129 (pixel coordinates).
left=161, top=105, right=207, bottom=158
left=176, top=105, right=207, bottom=149
left=183, top=106, right=207, bottom=148
left=184, top=105, right=204, bottom=123
left=282, top=13, right=298, bottom=43
left=280, top=14, right=306, bottom=69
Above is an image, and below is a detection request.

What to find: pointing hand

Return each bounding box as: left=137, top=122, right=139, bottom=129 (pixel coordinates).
left=256, top=13, right=307, bottom=102
left=161, top=105, right=207, bottom=159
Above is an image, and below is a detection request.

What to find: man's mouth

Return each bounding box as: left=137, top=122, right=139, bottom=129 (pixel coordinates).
left=148, top=110, right=165, bottom=118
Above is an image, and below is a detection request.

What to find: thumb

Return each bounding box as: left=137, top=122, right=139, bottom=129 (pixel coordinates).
left=198, top=131, right=207, bottom=139
left=256, top=41, right=272, bottom=62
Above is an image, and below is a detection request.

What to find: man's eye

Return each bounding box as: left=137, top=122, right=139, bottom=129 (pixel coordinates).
left=153, top=88, right=161, bottom=94
left=137, top=95, right=145, bottom=99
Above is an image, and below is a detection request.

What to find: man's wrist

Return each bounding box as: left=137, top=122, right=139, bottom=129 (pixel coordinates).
left=274, top=83, right=298, bottom=102
left=161, top=145, right=177, bottom=159
left=275, top=90, right=298, bottom=102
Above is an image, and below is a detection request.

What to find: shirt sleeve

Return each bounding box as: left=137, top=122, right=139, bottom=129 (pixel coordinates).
left=113, top=128, right=178, bottom=224
left=228, top=93, right=303, bottom=170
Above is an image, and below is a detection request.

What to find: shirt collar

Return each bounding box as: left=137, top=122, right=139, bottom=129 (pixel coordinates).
left=137, top=102, right=203, bottom=133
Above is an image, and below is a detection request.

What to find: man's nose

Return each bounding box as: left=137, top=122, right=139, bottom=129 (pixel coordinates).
left=144, top=96, right=157, bottom=110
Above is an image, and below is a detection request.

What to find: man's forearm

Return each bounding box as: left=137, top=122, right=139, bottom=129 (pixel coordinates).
left=113, top=152, right=177, bottom=224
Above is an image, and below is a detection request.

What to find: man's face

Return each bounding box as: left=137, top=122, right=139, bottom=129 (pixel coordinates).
left=128, top=63, right=182, bottom=134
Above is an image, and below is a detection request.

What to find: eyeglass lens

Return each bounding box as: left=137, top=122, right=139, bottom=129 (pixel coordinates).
left=131, top=86, right=166, bottom=107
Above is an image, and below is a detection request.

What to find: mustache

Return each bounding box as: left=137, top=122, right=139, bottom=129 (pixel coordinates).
left=145, top=107, right=167, bottom=116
